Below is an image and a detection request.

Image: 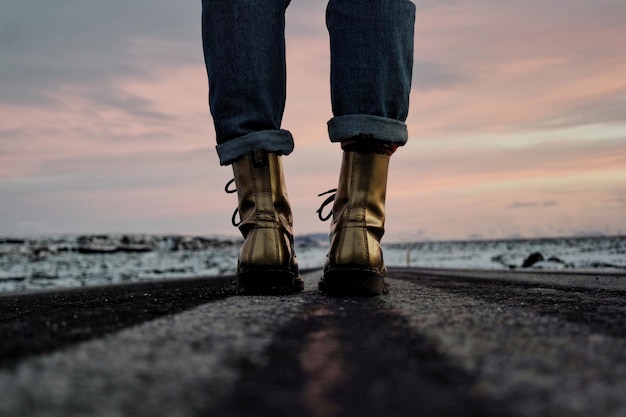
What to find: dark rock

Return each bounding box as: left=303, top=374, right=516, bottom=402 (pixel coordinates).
left=522, top=252, right=544, bottom=268
left=0, top=238, right=26, bottom=244
left=590, top=261, right=622, bottom=269
left=547, top=256, right=566, bottom=264
left=77, top=245, right=118, bottom=254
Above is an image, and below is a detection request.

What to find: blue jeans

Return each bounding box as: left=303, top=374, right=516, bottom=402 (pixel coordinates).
left=202, top=0, right=416, bottom=166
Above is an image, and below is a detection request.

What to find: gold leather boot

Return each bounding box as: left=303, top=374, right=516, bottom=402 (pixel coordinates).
left=318, top=151, right=390, bottom=296
left=231, top=151, right=303, bottom=294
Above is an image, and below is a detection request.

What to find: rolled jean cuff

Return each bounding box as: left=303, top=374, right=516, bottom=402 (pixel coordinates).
left=215, top=129, right=295, bottom=166
left=327, top=115, right=408, bottom=145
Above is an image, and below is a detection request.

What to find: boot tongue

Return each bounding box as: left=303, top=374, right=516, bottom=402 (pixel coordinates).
left=340, top=134, right=398, bottom=156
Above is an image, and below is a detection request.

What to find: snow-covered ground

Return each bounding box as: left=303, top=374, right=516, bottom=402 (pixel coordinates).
left=1, top=234, right=624, bottom=293
left=384, top=235, right=626, bottom=271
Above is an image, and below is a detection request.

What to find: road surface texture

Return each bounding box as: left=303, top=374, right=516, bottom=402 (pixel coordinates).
left=1, top=268, right=624, bottom=417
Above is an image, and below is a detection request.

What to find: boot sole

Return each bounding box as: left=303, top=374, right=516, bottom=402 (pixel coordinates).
left=236, top=269, right=304, bottom=295
left=319, top=268, right=389, bottom=296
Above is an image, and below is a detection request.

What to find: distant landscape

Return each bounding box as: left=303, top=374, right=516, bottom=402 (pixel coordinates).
left=1, top=234, right=624, bottom=293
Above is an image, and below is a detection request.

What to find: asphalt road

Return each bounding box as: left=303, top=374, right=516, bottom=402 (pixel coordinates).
left=0, top=268, right=624, bottom=417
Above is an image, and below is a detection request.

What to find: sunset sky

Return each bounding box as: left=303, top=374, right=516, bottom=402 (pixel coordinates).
left=1, top=0, right=625, bottom=241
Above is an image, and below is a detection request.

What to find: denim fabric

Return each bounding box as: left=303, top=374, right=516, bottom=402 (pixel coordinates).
left=202, top=0, right=415, bottom=165
left=216, top=129, right=294, bottom=164
left=328, top=115, right=408, bottom=145
left=326, top=0, right=415, bottom=145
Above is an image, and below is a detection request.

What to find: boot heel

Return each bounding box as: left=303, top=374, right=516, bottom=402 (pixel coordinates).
left=236, top=269, right=304, bottom=295
left=319, top=268, right=389, bottom=296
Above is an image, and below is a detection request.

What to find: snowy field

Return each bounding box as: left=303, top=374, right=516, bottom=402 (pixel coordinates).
left=1, top=234, right=624, bottom=293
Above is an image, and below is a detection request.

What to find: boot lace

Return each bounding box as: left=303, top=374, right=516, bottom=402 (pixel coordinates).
left=225, top=179, right=241, bottom=227
left=229, top=179, right=337, bottom=224
left=316, top=189, right=337, bottom=221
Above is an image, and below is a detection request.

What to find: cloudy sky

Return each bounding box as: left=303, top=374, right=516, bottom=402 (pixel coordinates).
left=1, top=0, right=625, bottom=241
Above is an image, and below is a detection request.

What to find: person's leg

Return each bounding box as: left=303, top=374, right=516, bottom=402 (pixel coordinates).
left=202, top=0, right=302, bottom=294
left=202, top=0, right=294, bottom=166
left=320, top=0, right=416, bottom=296
left=326, top=0, right=415, bottom=145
